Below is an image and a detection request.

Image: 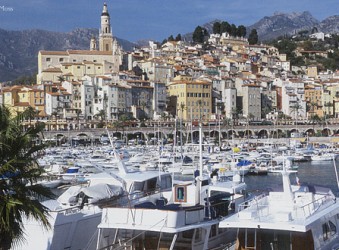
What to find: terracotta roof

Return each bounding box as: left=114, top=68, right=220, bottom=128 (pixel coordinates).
left=15, top=102, right=30, bottom=107
left=39, top=51, right=68, bottom=55
left=96, top=76, right=111, bottom=80
left=126, top=80, right=149, bottom=83
left=42, top=67, right=62, bottom=73
left=170, top=80, right=210, bottom=85
left=243, top=84, right=260, bottom=87
left=131, top=85, right=154, bottom=89
left=46, top=92, right=61, bottom=96
left=68, top=50, right=112, bottom=55
left=40, top=50, right=113, bottom=56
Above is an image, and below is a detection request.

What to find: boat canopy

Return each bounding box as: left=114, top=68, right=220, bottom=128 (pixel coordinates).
left=57, top=184, right=123, bottom=205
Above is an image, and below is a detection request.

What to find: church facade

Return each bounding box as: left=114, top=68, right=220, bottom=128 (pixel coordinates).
left=37, top=3, right=122, bottom=85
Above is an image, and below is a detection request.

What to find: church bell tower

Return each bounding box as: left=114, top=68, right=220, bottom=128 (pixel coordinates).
left=99, top=3, right=113, bottom=51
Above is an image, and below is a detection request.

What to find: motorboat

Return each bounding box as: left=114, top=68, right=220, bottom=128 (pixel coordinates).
left=219, top=166, right=339, bottom=249
left=96, top=171, right=247, bottom=250
left=311, top=152, right=336, bottom=162
left=95, top=123, right=248, bottom=250
left=16, top=136, right=174, bottom=250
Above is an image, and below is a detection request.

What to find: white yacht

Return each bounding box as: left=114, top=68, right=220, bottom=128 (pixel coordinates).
left=15, top=149, right=174, bottom=250
left=219, top=167, right=339, bottom=249
left=95, top=172, right=247, bottom=250
left=95, top=124, right=248, bottom=250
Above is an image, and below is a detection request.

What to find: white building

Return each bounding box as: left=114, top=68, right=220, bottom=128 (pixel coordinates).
left=281, top=79, right=307, bottom=120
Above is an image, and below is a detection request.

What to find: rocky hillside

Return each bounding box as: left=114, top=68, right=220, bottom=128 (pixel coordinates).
left=0, top=28, right=136, bottom=82
left=318, top=15, right=339, bottom=34
left=247, top=11, right=320, bottom=41
left=1, top=12, right=338, bottom=82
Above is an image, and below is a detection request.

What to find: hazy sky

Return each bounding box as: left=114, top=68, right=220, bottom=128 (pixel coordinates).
left=0, top=0, right=338, bottom=42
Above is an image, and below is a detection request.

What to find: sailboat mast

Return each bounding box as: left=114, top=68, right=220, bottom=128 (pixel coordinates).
left=199, top=121, right=203, bottom=179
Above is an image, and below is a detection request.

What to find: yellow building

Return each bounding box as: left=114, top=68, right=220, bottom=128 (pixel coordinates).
left=307, top=65, right=318, bottom=79
left=2, top=85, right=45, bottom=116
left=168, top=80, right=212, bottom=121
left=304, top=83, right=324, bottom=117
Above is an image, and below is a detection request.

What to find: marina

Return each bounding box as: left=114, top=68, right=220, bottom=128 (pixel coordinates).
left=1, top=0, right=339, bottom=249
left=13, top=129, right=339, bottom=249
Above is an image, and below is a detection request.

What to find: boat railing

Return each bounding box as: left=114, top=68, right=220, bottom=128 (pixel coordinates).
left=236, top=193, right=268, bottom=214
left=53, top=202, right=105, bottom=215
left=295, top=194, right=336, bottom=218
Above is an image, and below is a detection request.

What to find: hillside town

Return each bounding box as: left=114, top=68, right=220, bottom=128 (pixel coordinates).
left=1, top=3, right=339, bottom=131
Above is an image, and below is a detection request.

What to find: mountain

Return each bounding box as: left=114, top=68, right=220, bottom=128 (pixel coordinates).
left=1, top=12, right=339, bottom=82
left=0, top=28, right=136, bottom=82
left=247, top=11, right=320, bottom=41
left=318, top=15, right=339, bottom=34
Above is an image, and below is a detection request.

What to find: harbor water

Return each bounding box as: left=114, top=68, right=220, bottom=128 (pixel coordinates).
left=244, top=159, right=339, bottom=195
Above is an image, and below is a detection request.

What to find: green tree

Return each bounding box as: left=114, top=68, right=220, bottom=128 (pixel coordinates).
left=95, top=109, right=106, bottom=128
left=231, top=107, right=242, bottom=126
left=192, top=26, right=208, bottom=44
left=168, top=35, right=175, bottom=41
left=213, top=22, right=221, bottom=34
left=57, top=76, right=65, bottom=85
left=161, top=39, right=168, bottom=45
left=24, top=106, right=39, bottom=127
left=290, top=103, right=303, bottom=126
left=248, top=29, right=259, bottom=45
left=237, top=25, right=247, bottom=37
left=230, top=24, right=237, bottom=37
left=175, top=34, right=182, bottom=41
left=0, top=105, right=54, bottom=249
left=220, top=21, right=231, bottom=34
left=12, top=75, right=37, bottom=86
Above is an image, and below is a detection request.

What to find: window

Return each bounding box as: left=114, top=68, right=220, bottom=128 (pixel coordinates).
left=77, top=66, right=80, bottom=69
left=323, top=221, right=337, bottom=241
left=209, top=225, right=217, bottom=238
left=175, top=185, right=187, bottom=202
left=131, top=182, right=144, bottom=192
left=146, top=178, right=157, bottom=191
left=46, top=58, right=51, bottom=62
left=59, top=58, right=63, bottom=62
left=160, top=175, right=172, bottom=190
left=182, top=229, right=194, bottom=239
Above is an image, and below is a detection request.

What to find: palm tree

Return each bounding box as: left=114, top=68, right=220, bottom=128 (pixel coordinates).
left=57, top=75, right=65, bottom=84
left=231, top=107, right=242, bottom=126
left=290, top=103, right=303, bottom=126
left=24, top=106, right=39, bottom=128
left=0, top=105, right=54, bottom=249
left=309, top=114, right=321, bottom=135
left=75, top=109, right=81, bottom=130
left=94, top=110, right=106, bottom=128
left=222, top=117, right=232, bottom=139
left=140, top=101, right=148, bottom=120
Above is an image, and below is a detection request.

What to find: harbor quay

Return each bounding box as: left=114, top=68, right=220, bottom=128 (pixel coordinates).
left=42, top=123, right=339, bottom=146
